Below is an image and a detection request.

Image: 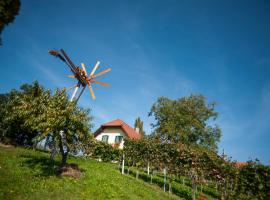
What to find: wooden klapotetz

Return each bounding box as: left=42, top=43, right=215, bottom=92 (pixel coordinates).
left=49, top=49, right=111, bottom=102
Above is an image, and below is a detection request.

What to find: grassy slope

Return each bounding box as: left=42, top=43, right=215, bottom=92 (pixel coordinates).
left=0, top=146, right=180, bottom=200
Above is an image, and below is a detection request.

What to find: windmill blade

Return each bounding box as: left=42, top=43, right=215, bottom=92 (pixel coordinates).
left=60, top=49, right=77, bottom=71
left=90, top=61, right=100, bottom=76
left=88, top=84, right=96, bottom=100
left=81, top=63, right=87, bottom=75
left=48, top=49, right=66, bottom=62
left=67, top=75, right=75, bottom=78
left=93, top=80, right=110, bottom=87
left=65, top=84, right=77, bottom=91
left=92, top=68, right=112, bottom=78
left=48, top=49, right=59, bottom=56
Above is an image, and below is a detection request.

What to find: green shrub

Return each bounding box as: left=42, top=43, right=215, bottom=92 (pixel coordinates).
left=85, top=140, right=122, bottom=162
left=172, top=183, right=192, bottom=200
left=200, top=185, right=220, bottom=199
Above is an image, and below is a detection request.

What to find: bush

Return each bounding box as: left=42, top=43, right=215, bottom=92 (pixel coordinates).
left=85, top=140, right=122, bottom=162
left=172, top=183, right=192, bottom=200
left=200, top=185, right=220, bottom=199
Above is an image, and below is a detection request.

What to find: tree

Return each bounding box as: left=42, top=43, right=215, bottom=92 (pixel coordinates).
left=0, top=81, right=44, bottom=146
left=23, top=89, right=92, bottom=167
left=232, top=160, right=270, bottom=200
left=0, top=93, right=9, bottom=140
left=134, top=117, right=145, bottom=137
left=2, top=81, right=93, bottom=167
left=0, top=0, right=21, bottom=45
left=149, top=94, right=221, bottom=151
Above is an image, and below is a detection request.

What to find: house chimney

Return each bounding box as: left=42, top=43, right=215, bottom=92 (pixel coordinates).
left=135, top=127, right=140, bottom=133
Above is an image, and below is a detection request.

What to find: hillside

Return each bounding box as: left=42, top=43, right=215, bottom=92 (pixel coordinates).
left=0, top=145, right=180, bottom=200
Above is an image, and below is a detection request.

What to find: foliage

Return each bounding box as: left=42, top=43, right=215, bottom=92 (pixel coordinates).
left=231, top=160, right=270, bottom=200
left=124, top=139, right=225, bottom=199
left=123, top=138, right=270, bottom=200
left=134, top=117, right=146, bottom=137
left=0, top=81, right=93, bottom=167
left=126, top=167, right=193, bottom=200
left=149, top=94, right=221, bottom=151
left=83, top=138, right=121, bottom=162
left=0, top=81, right=44, bottom=146
left=0, top=0, right=21, bottom=45
left=0, top=146, right=179, bottom=200
left=0, top=93, right=9, bottom=138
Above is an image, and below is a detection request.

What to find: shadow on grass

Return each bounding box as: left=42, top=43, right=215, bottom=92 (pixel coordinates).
left=20, top=154, right=87, bottom=178
left=20, top=154, right=61, bottom=177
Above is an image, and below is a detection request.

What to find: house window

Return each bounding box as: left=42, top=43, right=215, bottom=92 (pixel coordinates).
left=115, top=136, right=123, bottom=143
left=102, top=135, right=109, bottom=142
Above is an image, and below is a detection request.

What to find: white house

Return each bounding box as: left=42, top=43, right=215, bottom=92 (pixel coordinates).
left=94, top=119, right=141, bottom=149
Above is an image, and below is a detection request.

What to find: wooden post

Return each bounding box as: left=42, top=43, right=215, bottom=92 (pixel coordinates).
left=163, top=168, right=166, bottom=192
left=121, top=154, right=125, bottom=174
left=136, top=170, right=139, bottom=179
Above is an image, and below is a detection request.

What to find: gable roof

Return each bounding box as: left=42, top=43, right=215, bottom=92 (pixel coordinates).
left=94, top=119, right=141, bottom=139
left=234, top=161, right=247, bottom=168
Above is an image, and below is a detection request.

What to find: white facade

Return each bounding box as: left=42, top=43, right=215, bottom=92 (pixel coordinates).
left=95, top=127, right=125, bottom=149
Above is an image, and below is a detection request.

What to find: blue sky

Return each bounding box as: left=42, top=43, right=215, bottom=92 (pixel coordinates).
left=0, top=0, right=270, bottom=164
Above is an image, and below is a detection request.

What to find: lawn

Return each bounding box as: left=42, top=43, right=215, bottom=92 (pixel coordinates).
left=0, top=145, right=180, bottom=200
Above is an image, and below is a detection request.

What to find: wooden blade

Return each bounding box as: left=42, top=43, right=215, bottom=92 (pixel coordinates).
left=81, top=63, right=87, bottom=76
left=93, top=80, right=110, bottom=87
left=48, top=49, right=66, bottom=62
left=67, top=75, right=75, bottom=78
left=88, top=84, right=96, bottom=100
left=60, top=49, right=77, bottom=72
left=92, top=68, right=112, bottom=78
left=90, top=61, right=100, bottom=76
left=65, top=84, right=77, bottom=91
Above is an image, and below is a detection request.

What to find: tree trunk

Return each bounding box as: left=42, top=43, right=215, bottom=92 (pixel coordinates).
left=61, top=152, right=68, bottom=167
left=147, top=162, right=150, bottom=175
left=136, top=170, right=139, bottom=179
left=150, top=173, right=153, bottom=184
left=58, top=136, right=68, bottom=168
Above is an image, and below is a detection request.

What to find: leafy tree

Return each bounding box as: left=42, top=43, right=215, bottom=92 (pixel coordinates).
left=1, top=81, right=93, bottom=167
left=0, top=0, right=21, bottom=45
left=149, top=94, right=221, bottom=151
left=232, top=160, right=270, bottom=200
left=134, top=117, right=145, bottom=137
left=24, top=89, right=92, bottom=167
left=0, top=81, right=44, bottom=146
left=0, top=93, right=9, bottom=138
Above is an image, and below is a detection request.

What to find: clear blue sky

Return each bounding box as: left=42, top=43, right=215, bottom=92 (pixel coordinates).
left=0, top=0, right=270, bottom=164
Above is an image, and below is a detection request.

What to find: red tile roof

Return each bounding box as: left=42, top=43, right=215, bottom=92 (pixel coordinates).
left=94, top=119, right=141, bottom=139
left=234, top=162, right=247, bottom=168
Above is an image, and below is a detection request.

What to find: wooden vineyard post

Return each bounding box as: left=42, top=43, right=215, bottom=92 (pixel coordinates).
left=121, top=153, right=125, bottom=174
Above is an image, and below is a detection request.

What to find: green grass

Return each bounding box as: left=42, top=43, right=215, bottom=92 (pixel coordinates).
left=124, top=167, right=220, bottom=200
left=0, top=146, right=180, bottom=200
